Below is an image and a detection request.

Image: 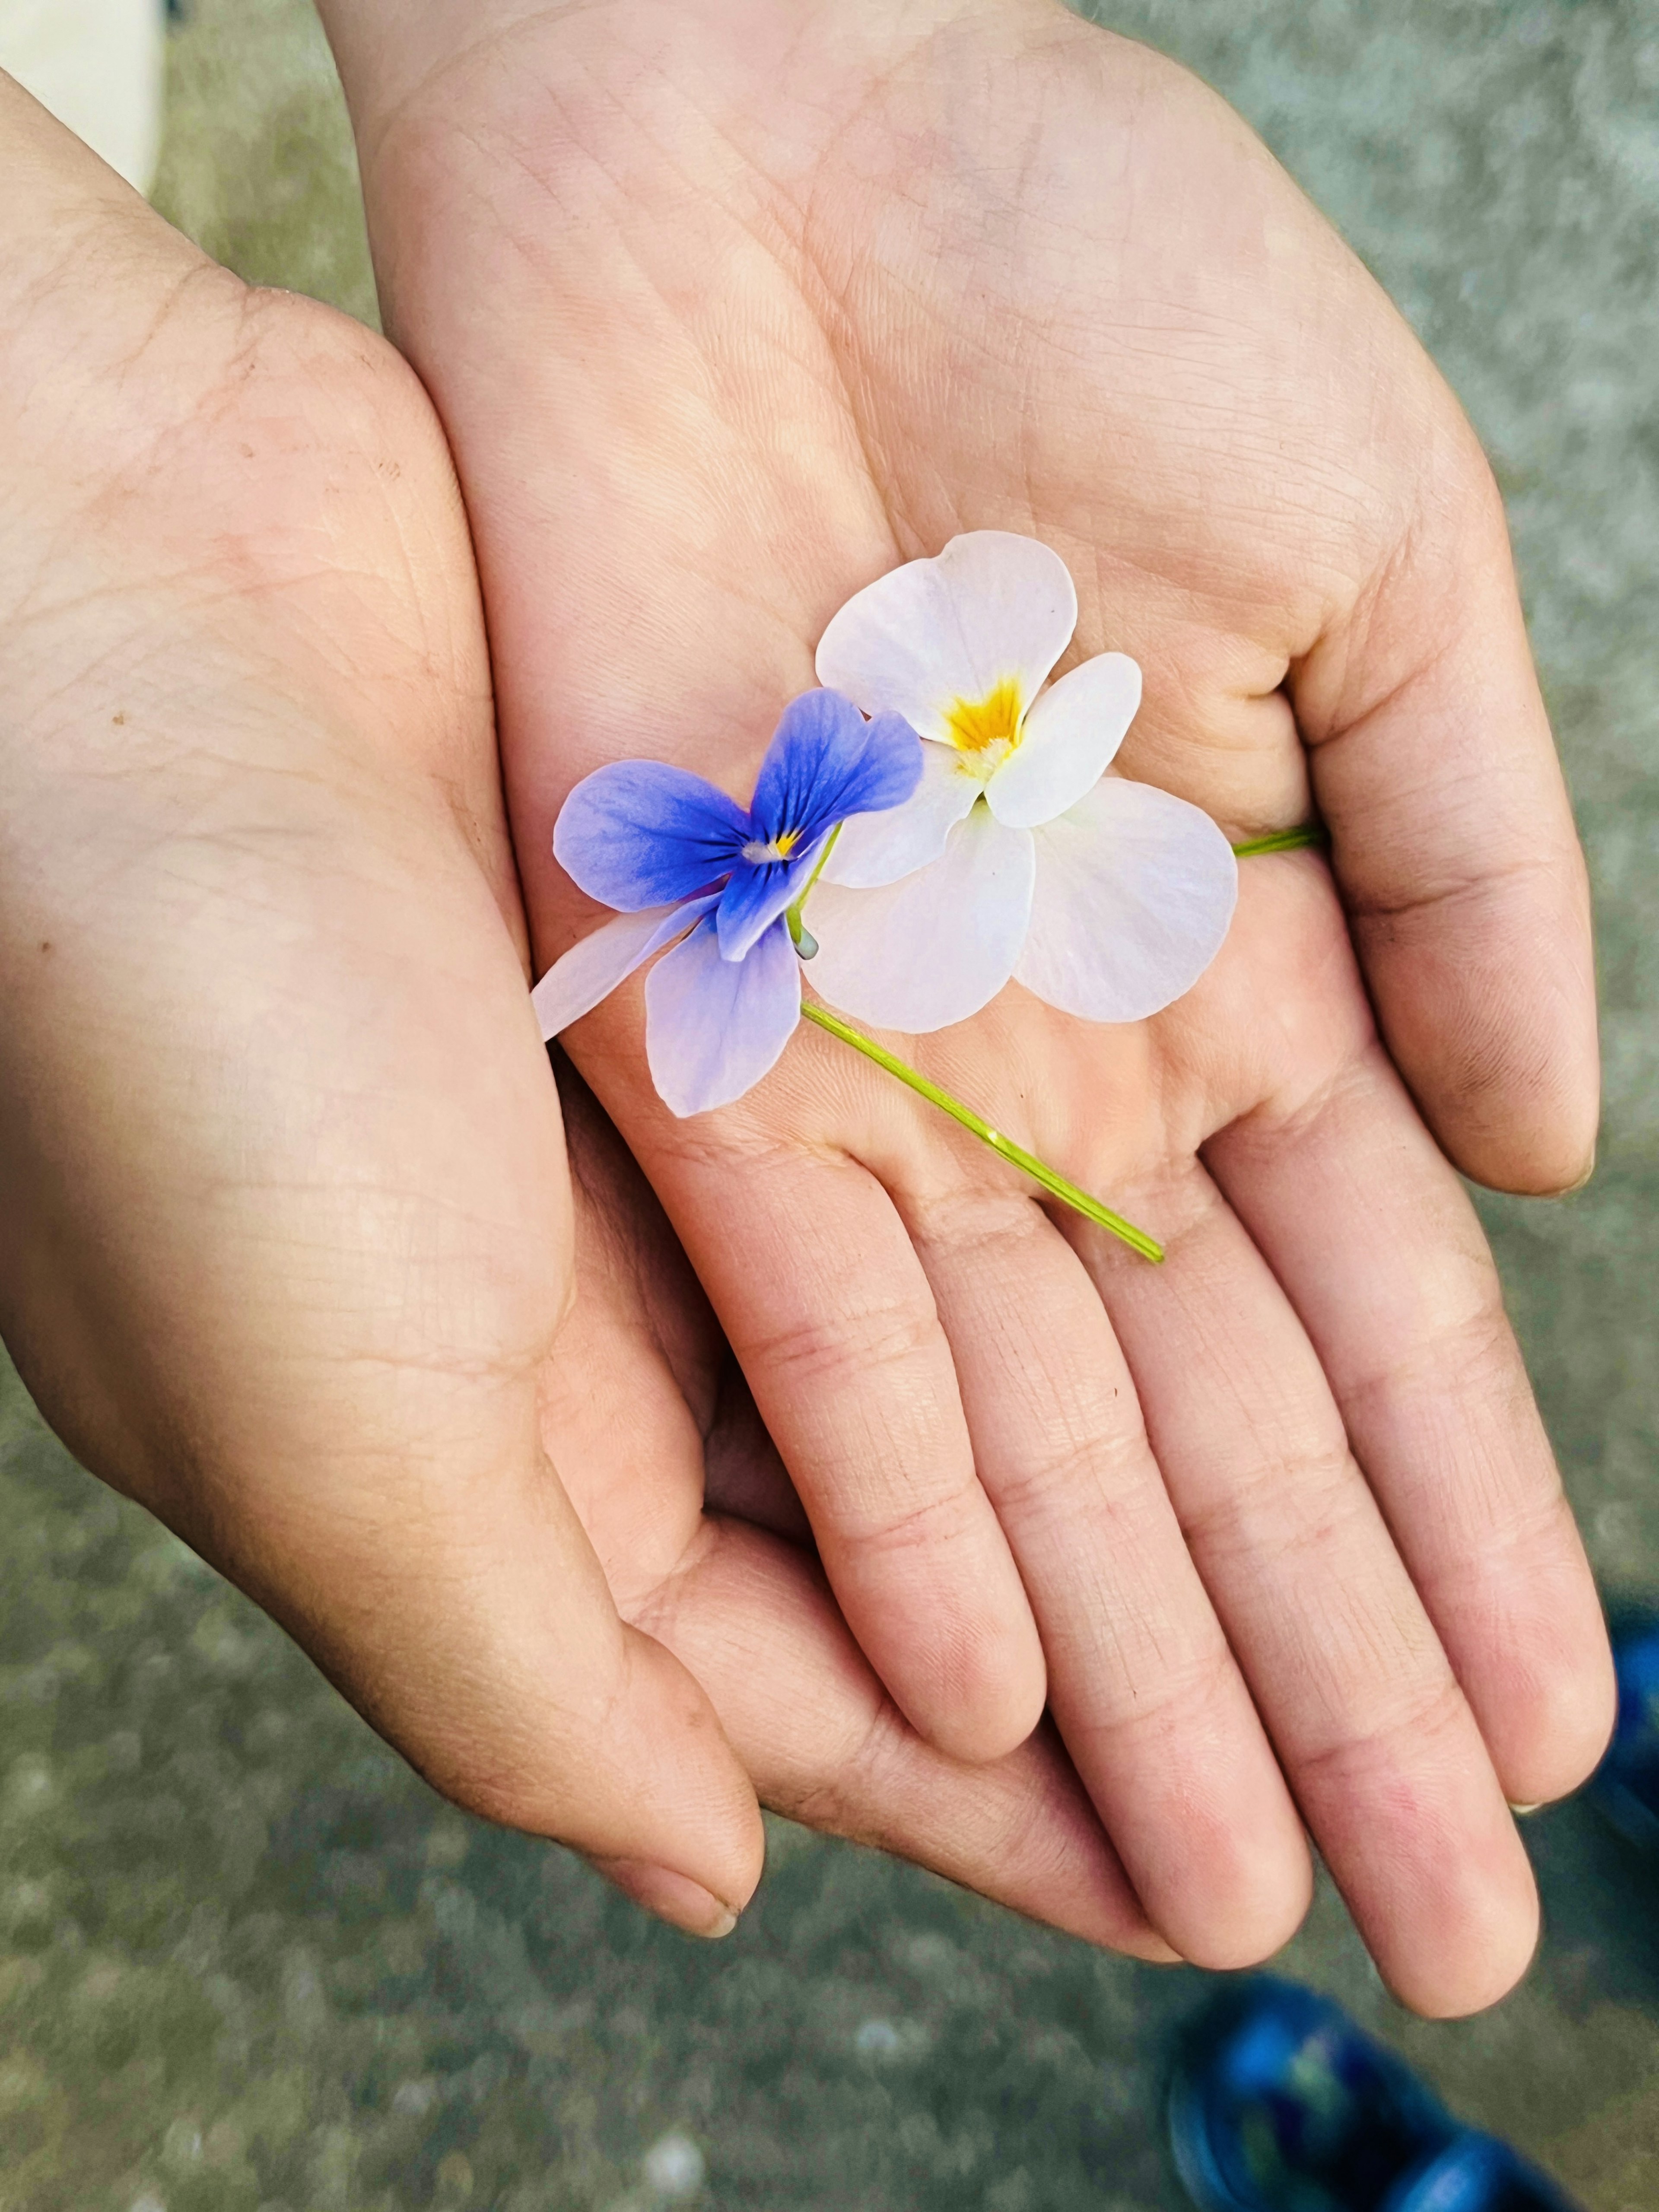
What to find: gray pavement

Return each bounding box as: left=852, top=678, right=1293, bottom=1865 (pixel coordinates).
left=3, top=2, right=1657, bottom=2206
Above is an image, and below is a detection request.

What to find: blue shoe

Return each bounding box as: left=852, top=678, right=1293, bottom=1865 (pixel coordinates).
left=1386, top=2133, right=1578, bottom=2212
left=1169, top=1979, right=1580, bottom=2212
left=1587, top=1612, right=1659, bottom=1853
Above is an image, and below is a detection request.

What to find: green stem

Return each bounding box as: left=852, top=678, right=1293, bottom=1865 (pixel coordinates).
left=783, top=813, right=1324, bottom=1258
left=788, top=823, right=845, bottom=956
left=799, top=1000, right=1163, bottom=1264
left=802, top=820, right=842, bottom=892
left=1232, top=823, right=1327, bottom=858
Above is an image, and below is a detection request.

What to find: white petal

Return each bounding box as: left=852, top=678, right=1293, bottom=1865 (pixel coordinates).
left=805, top=804, right=1036, bottom=1032
left=531, top=903, right=686, bottom=1039
left=820, top=742, right=980, bottom=888
left=1015, top=779, right=1237, bottom=1024
left=985, top=652, right=1142, bottom=829
left=815, top=532, right=1077, bottom=744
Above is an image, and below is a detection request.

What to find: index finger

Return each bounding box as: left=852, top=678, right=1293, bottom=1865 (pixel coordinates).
left=642, top=1130, right=1050, bottom=1768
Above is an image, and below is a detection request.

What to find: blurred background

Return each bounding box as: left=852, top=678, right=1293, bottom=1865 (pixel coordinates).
left=1, top=1, right=1656, bottom=2207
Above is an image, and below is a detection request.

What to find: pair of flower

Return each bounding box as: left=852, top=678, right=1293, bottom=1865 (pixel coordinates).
left=533, top=532, right=1238, bottom=1119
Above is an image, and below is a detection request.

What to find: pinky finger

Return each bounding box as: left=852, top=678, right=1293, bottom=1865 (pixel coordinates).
left=636, top=1514, right=1175, bottom=1960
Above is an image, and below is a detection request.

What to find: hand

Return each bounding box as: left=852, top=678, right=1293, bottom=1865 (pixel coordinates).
left=321, top=0, right=1611, bottom=2012
left=551, top=1055, right=1165, bottom=1948
left=0, top=76, right=1166, bottom=1955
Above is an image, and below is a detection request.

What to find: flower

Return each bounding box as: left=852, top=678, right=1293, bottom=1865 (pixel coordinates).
left=804, top=531, right=1238, bottom=1032
left=530, top=688, right=921, bottom=1115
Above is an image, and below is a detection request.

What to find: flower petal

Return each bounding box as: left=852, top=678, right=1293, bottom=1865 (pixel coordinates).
left=815, top=532, right=1077, bottom=745
left=554, top=760, right=749, bottom=911
left=1015, top=778, right=1237, bottom=1023
left=749, top=690, right=923, bottom=849
left=714, top=836, right=829, bottom=963
left=985, top=652, right=1142, bottom=829
left=819, top=741, right=980, bottom=888
left=805, top=804, right=1036, bottom=1032
left=645, top=914, right=802, bottom=1116
left=716, top=694, right=924, bottom=961
left=530, top=896, right=718, bottom=1039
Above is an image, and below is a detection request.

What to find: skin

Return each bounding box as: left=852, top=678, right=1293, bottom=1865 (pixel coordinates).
left=0, top=76, right=1172, bottom=1963
left=314, top=0, right=1613, bottom=2013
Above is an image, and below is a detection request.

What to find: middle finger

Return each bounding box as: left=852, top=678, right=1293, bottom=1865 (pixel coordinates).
left=898, top=1172, right=1313, bottom=1969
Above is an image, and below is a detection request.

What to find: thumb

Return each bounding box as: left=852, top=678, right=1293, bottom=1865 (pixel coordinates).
left=150, top=1394, right=767, bottom=1939
left=1296, top=424, right=1597, bottom=1195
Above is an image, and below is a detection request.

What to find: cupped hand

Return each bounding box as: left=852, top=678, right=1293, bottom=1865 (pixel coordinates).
left=324, top=0, right=1612, bottom=2011
left=0, top=77, right=1164, bottom=1956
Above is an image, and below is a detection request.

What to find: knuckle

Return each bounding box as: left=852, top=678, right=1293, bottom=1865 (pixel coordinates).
left=420, top=1750, right=546, bottom=1838
left=784, top=1697, right=913, bottom=1840
left=1178, top=1433, right=1355, bottom=1570
left=848, top=1481, right=988, bottom=1559
left=1091, top=1636, right=1242, bottom=1750
left=1295, top=1669, right=1469, bottom=1793
left=985, top=1414, right=1153, bottom=1525
left=741, top=1293, right=941, bottom=1395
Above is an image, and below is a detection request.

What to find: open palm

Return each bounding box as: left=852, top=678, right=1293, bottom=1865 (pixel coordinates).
left=0, top=81, right=1155, bottom=1962
left=328, top=0, right=1609, bottom=2012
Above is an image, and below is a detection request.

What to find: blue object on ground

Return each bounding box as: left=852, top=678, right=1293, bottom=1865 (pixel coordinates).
left=1168, top=1979, right=1581, bottom=2212
left=1587, top=1613, right=1659, bottom=1853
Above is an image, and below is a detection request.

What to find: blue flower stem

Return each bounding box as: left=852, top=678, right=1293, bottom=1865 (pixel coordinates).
left=1232, top=823, right=1326, bottom=858
left=787, top=823, right=845, bottom=957
left=798, top=1000, right=1164, bottom=1264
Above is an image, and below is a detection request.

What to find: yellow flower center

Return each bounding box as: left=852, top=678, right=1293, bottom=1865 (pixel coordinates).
left=944, top=676, right=1023, bottom=774
left=743, top=826, right=802, bottom=864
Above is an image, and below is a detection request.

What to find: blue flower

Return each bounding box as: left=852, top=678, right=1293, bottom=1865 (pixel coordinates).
left=531, top=689, right=921, bottom=1115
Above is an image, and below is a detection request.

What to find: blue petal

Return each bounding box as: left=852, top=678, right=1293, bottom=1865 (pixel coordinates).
left=644, top=914, right=801, bottom=1116
left=554, top=761, right=750, bottom=912
left=530, top=892, right=721, bottom=1039
left=748, top=690, right=923, bottom=853
left=713, top=838, right=826, bottom=963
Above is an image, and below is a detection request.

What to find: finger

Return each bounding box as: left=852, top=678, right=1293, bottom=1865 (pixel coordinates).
left=0, top=774, right=763, bottom=1935
left=1071, top=1167, right=1538, bottom=2019
left=145, top=1364, right=768, bottom=1937
left=644, top=1129, right=1049, bottom=1765
left=546, top=1078, right=1115, bottom=1937
left=1206, top=1030, right=1612, bottom=1808
left=702, top=1348, right=818, bottom=1547
left=896, top=1177, right=1311, bottom=1969
left=637, top=1512, right=1176, bottom=1961
left=554, top=1045, right=820, bottom=1553
left=1296, top=448, right=1597, bottom=1195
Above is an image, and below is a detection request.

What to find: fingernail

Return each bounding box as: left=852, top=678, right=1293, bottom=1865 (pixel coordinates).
left=1558, top=1150, right=1597, bottom=1196
left=1509, top=1800, right=1543, bottom=1817
left=1130, top=1930, right=1185, bottom=1967
left=590, top=1856, right=739, bottom=1938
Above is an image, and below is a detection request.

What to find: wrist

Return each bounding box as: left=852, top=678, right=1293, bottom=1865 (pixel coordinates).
left=313, top=0, right=564, bottom=146
left=0, top=79, right=215, bottom=761
left=314, top=0, right=873, bottom=163
left=0, top=72, right=201, bottom=342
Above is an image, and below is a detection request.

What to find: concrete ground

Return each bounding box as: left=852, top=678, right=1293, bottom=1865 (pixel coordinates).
left=3, top=1, right=1657, bottom=2206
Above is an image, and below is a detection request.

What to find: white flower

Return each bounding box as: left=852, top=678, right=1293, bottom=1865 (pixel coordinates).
left=804, top=531, right=1238, bottom=1032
